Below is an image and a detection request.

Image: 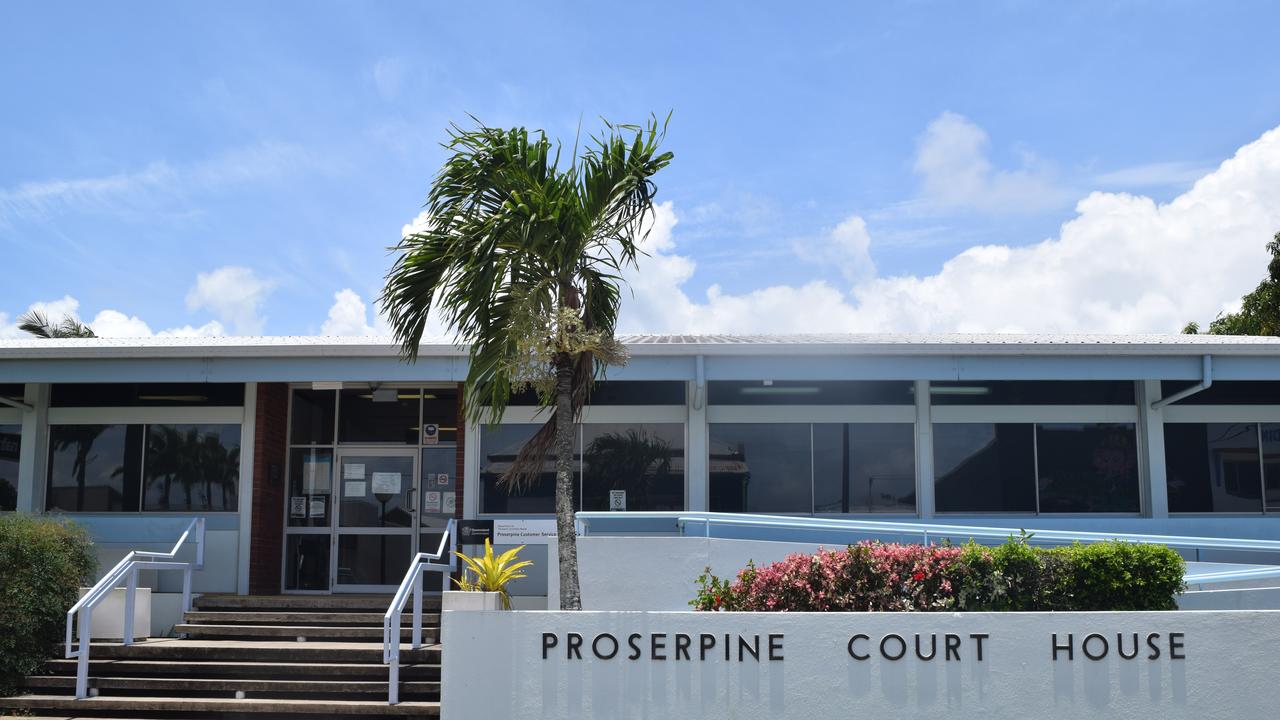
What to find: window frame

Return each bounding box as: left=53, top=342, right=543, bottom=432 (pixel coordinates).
left=1162, top=404, right=1280, bottom=516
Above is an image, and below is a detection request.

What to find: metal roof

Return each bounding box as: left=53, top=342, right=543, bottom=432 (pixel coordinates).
left=1, top=333, right=1279, bottom=360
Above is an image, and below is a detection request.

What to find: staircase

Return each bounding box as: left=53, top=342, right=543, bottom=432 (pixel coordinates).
left=0, top=594, right=441, bottom=718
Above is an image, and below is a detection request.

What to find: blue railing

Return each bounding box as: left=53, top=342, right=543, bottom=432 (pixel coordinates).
left=576, top=511, right=1280, bottom=586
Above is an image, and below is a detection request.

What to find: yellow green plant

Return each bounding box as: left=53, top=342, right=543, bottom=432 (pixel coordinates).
left=453, top=539, right=533, bottom=610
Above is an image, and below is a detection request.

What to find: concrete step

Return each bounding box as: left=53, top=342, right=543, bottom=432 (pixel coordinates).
left=42, top=658, right=440, bottom=679
left=184, top=610, right=439, bottom=626
left=0, top=694, right=439, bottom=717
left=194, top=594, right=437, bottom=613
left=174, top=624, right=437, bottom=642
left=22, top=675, right=440, bottom=697
left=83, top=639, right=439, bottom=664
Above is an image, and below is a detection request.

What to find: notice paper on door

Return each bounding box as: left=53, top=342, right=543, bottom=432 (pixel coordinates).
left=309, top=497, right=326, bottom=518
left=371, top=472, right=401, bottom=495
left=343, top=463, right=366, bottom=480
left=289, top=496, right=306, bottom=518
left=442, top=492, right=456, bottom=515
left=344, top=480, right=367, bottom=498
left=423, top=491, right=442, bottom=513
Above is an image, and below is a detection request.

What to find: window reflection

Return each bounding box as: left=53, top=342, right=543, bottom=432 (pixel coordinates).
left=813, top=424, right=916, bottom=513
left=934, top=424, right=1036, bottom=513
left=1165, top=423, right=1262, bottom=513
left=143, top=424, right=241, bottom=512
left=479, top=424, right=579, bottom=514
left=0, top=425, right=19, bottom=511
left=709, top=424, right=812, bottom=513
left=1036, top=424, right=1139, bottom=513
left=47, top=425, right=142, bottom=512
left=581, top=424, right=684, bottom=511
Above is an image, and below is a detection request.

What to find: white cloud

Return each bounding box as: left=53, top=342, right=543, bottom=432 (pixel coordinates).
left=1092, top=161, right=1213, bottom=189
left=373, top=58, right=405, bottom=99
left=617, top=123, right=1280, bottom=334
left=0, top=294, right=227, bottom=339
left=912, top=111, right=1065, bottom=214
left=185, top=266, right=274, bottom=335
left=321, top=289, right=387, bottom=336
left=793, top=215, right=876, bottom=284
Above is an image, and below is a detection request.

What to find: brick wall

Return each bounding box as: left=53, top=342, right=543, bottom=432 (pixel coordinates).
left=249, top=383, right=289, bottom=594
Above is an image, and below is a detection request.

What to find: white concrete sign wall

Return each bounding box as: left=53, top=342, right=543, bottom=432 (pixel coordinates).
left=442, top=610, right=1280, bottom=720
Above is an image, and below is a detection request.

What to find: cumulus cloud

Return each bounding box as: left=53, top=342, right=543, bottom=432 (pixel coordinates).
left=912, top=111, right=1066, bottom=214
left=616, top=123, right=1280, bottom=334
left=793, top=215, right=876, bottom=284
left=185, top=266, right=273, bottom=335
left=0, top=294, right=226, bottom=339
left=321, top=289, right=388, bottom=336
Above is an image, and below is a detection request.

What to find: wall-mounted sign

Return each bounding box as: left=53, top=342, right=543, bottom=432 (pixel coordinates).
left=609, top=490, right=626, bottom=511
left=458, top=519, right=495, bottom=545
left=494, top=518, right=557, bottom=545
left=424, top=424, right=440, bottom=445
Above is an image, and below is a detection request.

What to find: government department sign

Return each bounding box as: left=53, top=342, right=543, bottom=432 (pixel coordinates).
left=442, top=610, right=1280, bottom=719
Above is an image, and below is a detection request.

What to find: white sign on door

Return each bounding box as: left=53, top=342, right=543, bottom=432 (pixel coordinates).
left=371, top=472, right=402, bottom=495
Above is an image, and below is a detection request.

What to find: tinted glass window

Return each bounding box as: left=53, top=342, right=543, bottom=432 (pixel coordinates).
left=290, top=389, right=335, bottom=445
left=51, top=383, right=244, bottom=407
left=930, top=381, right=1135, bottom=405
left=287, top=448, right=334, bottom=528
left=582, top=423, right=684, bottom=512
left=47, top=425, right=143, bottom=512
left=507, top=381, right=686, bottom=406
left=143, top=424, right=241, bottom=512
left=934, top=424, right=1036, bottom=512
left=1036, top=424, right=1140, bottom=513
left=285, top=534, right=330, bottom=591
left=1164, top=423, right=1262, bottom=513
left=1263, top=424, right=1280, bottom=513
left=710, top=381, right=914, bottom=405
left=1160, top=381, right=1280, bottom=405
left=0, top=425, right=18, bottom=511
left=338, top=388, right=418, bottom=444
left=479, top=424, right=579, bottom=514
left=813, top=423, right=916, bottom=513
left=422, top=388, right=459, bottom=443
left=709, top=424, right=812, bottom=513
left=0, top=385, right=23, bottom=403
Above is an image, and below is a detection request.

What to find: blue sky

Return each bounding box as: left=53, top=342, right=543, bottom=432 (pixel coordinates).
left=3, top=1, right=1280, bottom=337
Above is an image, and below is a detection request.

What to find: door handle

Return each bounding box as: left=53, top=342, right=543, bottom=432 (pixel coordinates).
left=406, top=487, right=417, bottom=513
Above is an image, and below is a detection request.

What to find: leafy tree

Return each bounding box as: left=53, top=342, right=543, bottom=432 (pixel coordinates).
left=17, top=310, right=95, bottom=339
left=1184, top=231, right=1280, bottom=335
left=382, top=116, right=673, bottom=609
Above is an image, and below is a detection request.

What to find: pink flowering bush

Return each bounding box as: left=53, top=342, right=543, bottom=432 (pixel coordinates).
left=691, top=535, right=1185, bottom=613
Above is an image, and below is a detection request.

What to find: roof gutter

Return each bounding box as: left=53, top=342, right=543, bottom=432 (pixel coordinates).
left=1152, top=355, right=1212, bottom=409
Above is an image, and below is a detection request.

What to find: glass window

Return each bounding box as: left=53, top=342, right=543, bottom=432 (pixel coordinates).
left=479, top=424, right=579, bottom=514
left=1263, top=424, right=1280, bottom=513
left=142, top=424, right=241, bottom=512
left=0, top=385, right=23, bottom=404
left=47, top=425, right=143, bottom=512
left=709, top=424, right=812, bottom=513
left=0, top=425, right=19, bottom=511
left=506, top=381, right=686, bottom=406
left=336, top=535, right=412, bottom=586
left=287, top=448, right=334, bottom=527
left=421, top=388, right=459, bottom=443
left=51, top=383, right=244, bottom=407
left=709, top=381, right=914, bottom=405
left=930, top=381, right=1135, bottom=405
left=813, top=423, right=916, bottom=513
left=290, top=389, right=335, bottom=445
left=1164, top=423, right=1262, bottom=513
left=284, top=534, right=330, bottom=591
left=338, top=388, right=419, bottom=444
left=582, top=423, right=685, bottom=512
left=1160, top=381, right=1280, bottom=405
left=934, top=424, right=1036, bottom=513
left=1036, top=424, right=1139, bottom=513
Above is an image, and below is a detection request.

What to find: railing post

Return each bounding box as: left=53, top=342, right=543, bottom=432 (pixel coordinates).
left=75, top=607, right=91, bottom=699
left=412, top=569, right=423, bottom=649
left=182, top=565, right=193, bottom=614
left=123, top=566, right=138, bottom=645
left=388, top=652, right=399, bottom=705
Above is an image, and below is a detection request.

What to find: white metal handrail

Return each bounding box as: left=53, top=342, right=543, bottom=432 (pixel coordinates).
left=64, top=517, right=205, bottom=699
left=577, top=511, right=1280, bottom=586
left=384, top=518, right=455, bottom=705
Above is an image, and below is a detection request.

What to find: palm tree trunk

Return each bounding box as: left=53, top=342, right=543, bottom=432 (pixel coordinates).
left=553, top=355, right=582, bottom=610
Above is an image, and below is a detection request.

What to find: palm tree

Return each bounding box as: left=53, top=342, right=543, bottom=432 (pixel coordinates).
left=382, top=116, right=673, bottom=609
left=18, top=310, right=96, bottom=338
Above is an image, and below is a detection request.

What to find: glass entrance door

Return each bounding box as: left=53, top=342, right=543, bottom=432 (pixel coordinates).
left=334, top=450, right=418, bottom=591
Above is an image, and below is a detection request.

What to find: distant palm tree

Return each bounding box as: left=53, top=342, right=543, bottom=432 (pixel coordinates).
left=382, top=115, right=673, bottom=609
left=18, top=310, right=96, bottom=338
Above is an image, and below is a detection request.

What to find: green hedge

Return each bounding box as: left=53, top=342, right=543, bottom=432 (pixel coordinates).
left=693, top=534, right=1186, bottom=613
left=0, top=514, right=97, bottom=696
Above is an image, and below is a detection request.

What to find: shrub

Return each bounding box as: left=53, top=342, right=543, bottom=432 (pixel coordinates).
left=691, top=534, right=1185, bottom=614
left=0, top=515, right=97, bottom=696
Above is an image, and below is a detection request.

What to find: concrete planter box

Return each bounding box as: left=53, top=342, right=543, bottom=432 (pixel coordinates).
left=442, top=590, right=502, bottom=611
left=76, top=587, right=151, bottom=640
